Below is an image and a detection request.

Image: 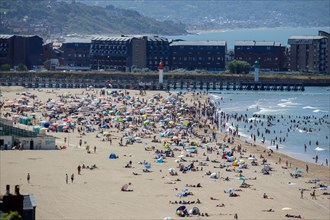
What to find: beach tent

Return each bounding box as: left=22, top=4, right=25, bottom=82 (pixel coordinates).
left=156, top=158, right=164, bottom=163
left=209, top=172, right=218, bottom=179
left=109, top=153, right=117, bottom=159
left=19, top=116, right=32, bottom=125
left=33, top=126, right=43, bottom=133
left=189, top=207, right=200, bottom=215
left=143, top=165, right=151, bottom=172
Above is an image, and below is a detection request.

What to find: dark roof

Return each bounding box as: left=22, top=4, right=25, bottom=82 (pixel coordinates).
left=146, top=36, right=169, bottom=42
left=23, top=194, right=36, bottom=210
left=0, top=34, right=14, bottom=39
left=288, top=36, right=326, bottom=45
left=171, top=40, right=226, bottom=46
left=235, top=41, right=282, bottom=46
left=92, top=36, right=132, bottom=42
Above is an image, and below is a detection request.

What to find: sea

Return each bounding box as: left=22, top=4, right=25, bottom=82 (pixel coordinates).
left=207, top=87, right=330, bottom=165
left=167, top=27, right=330, bottom=164
left=166, top=26, right=330, bottom=49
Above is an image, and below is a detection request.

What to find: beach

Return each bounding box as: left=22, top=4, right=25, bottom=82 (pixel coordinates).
left=0, top=86, right=329, bottom=219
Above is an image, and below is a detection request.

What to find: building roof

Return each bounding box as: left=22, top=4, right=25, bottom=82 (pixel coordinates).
left=288, top=36, right=326, bottom=45
left=171, top=40, right=226, bottom=46
left=92, top=36, right=133, bottom=42
left=288, top=36, right=325, bottom=40
left=235, top=41, right=282, bottom=47
left=23, top=194, right=36, bottom=210
left=63, top=37, right=92, bottom=44
left=146, top=36, right=169, bottom=42
left=0, top=34, right=14, bottom=39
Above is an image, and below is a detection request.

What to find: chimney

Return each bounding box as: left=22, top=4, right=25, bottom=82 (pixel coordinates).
left=15, top=185, right=20, bottom=195
left=6, top=185, right=10, bottom=195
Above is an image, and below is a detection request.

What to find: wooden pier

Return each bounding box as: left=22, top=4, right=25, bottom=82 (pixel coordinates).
left=0, top=76, right=305, bottom=91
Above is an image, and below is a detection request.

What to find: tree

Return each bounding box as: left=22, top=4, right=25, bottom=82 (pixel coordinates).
left=16, top=63, right=27, bottom=71
left=1, top=64, right=11, bottom=71
left=227, top=60, right=251, bottom=74
left=0, top=211, right=22, bottom=220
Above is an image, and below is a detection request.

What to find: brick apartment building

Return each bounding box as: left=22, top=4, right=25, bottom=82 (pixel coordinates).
left=59, top=39, right=91, bottom=68
left=169, top=40, right=227, bottom=71
left=90, top=36, right=147, bottom=72
left=234, top=41, right=286, bottom=71
left=89, top=35, right=169, bottom=72
left=0, top=34, right=43, bottom=69
left=146, top=36, right=170, bottom=71
left=288, top=31, right=329, bottom=74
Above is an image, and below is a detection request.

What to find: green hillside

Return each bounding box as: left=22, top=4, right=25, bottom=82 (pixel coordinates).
left=0, top=0, right=187, bottom=37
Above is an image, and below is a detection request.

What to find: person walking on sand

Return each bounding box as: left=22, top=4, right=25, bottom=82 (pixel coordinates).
left=300, top=189, right=304, bottom=199
left=306, top=164, right=309, bottom=173
left=66, top=174, right=68, bottom=184
left=71, top=174, right=74, bottom=183
left=315, top=155, right=318, bottom=163
left=94, top=146, right=96, bottom=153
left=77, top=165, right=81, bottom=175
left=311, top=190, right=316, bottom=200
left=27, top=173, right=30, bottom=183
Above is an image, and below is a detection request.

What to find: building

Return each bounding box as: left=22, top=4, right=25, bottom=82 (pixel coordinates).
left=57, top=39, right=91, bottom=70
left=0, top=185, right=36, bottom=220
left=43, top=42, right=63, bottom=70
left=0, top=118, right=56, bottom=150
left=288, top=33, right=329, bottom=74
left=287, top=31, right=330, bottom=74
left=234, top=41, right=286, bottom=71
left=318, top=31, right=330, bottom=75
left=0, top=35, right=15, bottom=67
left=146, top=36, right=170, bottom=71
left=0, top=34, right=43, bottom=69
left=170, top=40, right=227, bottom=71
left=90, top=36, right=147, bottom=72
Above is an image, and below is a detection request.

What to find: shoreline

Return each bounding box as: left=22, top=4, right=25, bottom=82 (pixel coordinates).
left=1, top=86, right=329, bottom=219
left=185, top=26, right=330, bottom=35
left=208, top=89, right=329, bottom=166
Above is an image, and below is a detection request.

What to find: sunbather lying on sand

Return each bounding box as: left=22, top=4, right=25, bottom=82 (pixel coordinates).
left=285, top=214, right=302, bottom=218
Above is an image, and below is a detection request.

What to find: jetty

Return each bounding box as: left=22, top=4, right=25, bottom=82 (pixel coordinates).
left=1, top=71, right=329, bottom=91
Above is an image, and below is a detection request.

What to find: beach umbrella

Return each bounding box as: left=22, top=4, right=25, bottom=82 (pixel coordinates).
left=293, top=169, right=302, bottom=173
left=143, top=165, right=152, bottom=170
left=176, top=206, right=186, bottom=212
left=237, top=177, right=247, bottom=181
left=169, top=168, right=175, bottom=172
left=143, top=120, right=150, bottom=125
left=172, top=136, right=180, bottom=140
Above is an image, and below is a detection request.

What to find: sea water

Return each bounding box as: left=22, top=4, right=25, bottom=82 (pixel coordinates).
left=166, top=27, right=330, bottom=49
left=208, top=87, right=330, bottom=164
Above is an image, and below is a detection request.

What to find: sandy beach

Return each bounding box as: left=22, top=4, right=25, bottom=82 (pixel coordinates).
left=0, top=86, right=329, bottom=220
